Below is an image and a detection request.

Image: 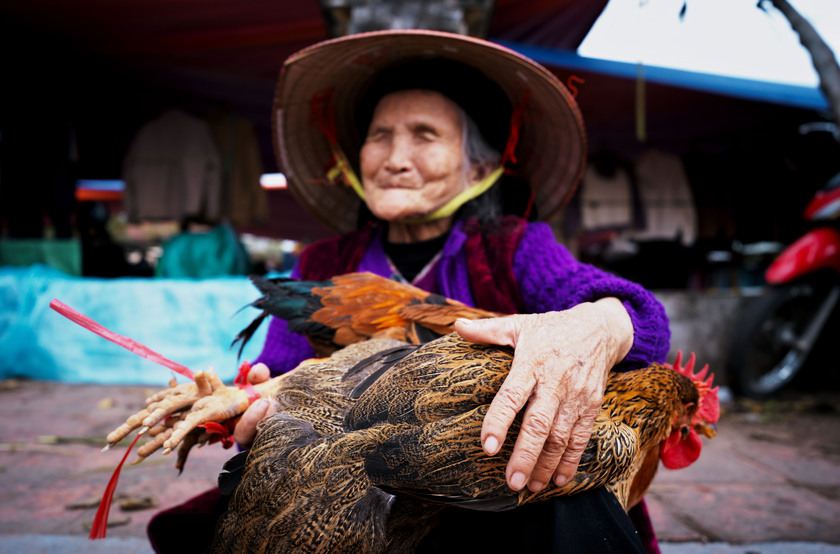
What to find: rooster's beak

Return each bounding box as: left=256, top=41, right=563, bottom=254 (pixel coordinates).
left=695, top=422, right=717, bottom=439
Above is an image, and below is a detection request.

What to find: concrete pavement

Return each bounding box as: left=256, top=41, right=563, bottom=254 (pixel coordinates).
left=1, top=378, right=839, bottom=553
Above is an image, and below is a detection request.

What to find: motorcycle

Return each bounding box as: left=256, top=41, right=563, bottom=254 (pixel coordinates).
left=726, top=167, right=840, bottom=398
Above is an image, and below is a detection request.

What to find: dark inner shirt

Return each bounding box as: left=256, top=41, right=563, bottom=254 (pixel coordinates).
left=383, top=231, right=449, bottom=282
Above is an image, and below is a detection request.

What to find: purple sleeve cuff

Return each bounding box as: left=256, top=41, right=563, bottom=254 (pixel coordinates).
left=513, top=223, right=670, bottom=370
left=253, top=317, right=315, bottom=377
left=252, top=262, right=316, bottom=376
left=575, top=280, right=671, bottom=371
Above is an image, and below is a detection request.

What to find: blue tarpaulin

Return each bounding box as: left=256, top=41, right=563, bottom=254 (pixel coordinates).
left=0, top=265, right=268, bottom=385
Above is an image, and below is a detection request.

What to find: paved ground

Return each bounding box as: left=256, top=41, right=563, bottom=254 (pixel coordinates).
left=1, top=377, right=839, bottom=553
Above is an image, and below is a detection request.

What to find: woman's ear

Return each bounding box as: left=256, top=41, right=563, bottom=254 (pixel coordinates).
left=468, top=161, right=493, bottom=184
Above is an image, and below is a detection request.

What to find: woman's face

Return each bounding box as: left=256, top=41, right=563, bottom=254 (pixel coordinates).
left=360, top=89, right=473, bottom=224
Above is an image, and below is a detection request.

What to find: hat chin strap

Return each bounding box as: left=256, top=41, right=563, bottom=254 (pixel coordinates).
left=327, top=147, right=504, bottom=225
left=326, top=149, right=366, bottom=199
left=399, top=166, right=503, bottom=224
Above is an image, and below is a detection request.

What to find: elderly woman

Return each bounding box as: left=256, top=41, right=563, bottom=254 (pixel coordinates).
left=228, top=30, right=670, bottom=553
left=150, top=30, right=669, bottom=554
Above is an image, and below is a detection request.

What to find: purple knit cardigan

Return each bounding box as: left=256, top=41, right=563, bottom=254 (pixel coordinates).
left=254, top=220, right=670, bottom=375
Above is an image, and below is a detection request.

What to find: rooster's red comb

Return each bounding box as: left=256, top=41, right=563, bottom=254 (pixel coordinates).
left=665, top=351, right=720, bottom=425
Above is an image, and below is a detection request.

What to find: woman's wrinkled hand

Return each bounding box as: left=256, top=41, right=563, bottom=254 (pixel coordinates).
left=454, top=298, right=633, bottom=493
left=233, top=362, right=277, bottom=447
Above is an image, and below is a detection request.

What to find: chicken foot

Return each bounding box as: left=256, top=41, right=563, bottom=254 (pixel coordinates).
left=105, top=369, right=282, bottom=464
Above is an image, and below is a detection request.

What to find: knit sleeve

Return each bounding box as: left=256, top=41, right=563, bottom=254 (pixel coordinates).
left=253, top=317, right=315, bottom=377
left=513, top=222, right=670, bottom=370
left=251, top=260, right=316, bottom=376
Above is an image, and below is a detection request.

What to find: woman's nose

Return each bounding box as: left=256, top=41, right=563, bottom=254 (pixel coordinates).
left=383, top=138, right=412, bottom=173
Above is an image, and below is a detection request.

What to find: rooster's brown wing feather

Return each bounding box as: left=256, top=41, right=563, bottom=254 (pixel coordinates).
left=236, top=272, right=498, bottom=357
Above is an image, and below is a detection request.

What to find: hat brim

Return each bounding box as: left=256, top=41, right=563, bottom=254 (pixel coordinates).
left=273, top=29, right=586, bottom=235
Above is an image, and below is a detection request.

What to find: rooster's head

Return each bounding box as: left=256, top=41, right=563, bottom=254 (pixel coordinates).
left=660, top=351, right=720, bottom=470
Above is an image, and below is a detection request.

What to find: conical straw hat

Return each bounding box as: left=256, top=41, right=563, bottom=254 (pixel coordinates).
left=273, top=29, right=586, bottom=234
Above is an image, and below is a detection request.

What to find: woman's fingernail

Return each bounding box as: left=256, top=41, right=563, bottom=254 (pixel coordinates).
left=484, top=436, right=499, bottom=455
left=529, top=480, right=546, bottom=492
left=510, top=472, right=527, bottom=490
left=555, top=474, right=568, bottom=486
left=456, top=318, right=473, bottom=326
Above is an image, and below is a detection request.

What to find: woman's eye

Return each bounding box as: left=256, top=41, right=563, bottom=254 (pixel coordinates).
left=365, top=132, right=387, bottom=144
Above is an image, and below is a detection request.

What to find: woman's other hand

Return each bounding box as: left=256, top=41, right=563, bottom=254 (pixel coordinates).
left=233, top=362, right=277, bottom=447
left=454, top=298, right=633, bottom=493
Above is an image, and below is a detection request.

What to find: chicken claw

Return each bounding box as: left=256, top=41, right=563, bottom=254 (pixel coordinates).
left=143, top=370, right=229, bottom=428
left=106, top=369, right=226, bottom=446
left=105, top=369, right=283, bottom=466
left=175, top=428, right=213, bottom=473
left=131, top=411, right=187, bottom=463
left=160, top=386, right=253, bottom=453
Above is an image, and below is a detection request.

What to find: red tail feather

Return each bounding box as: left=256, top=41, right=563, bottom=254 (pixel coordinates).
left=50, top=298, right=200, bottom=539
left=49, top=299, right=195, bottom=380
left=89, top=433, right=142, bottom=539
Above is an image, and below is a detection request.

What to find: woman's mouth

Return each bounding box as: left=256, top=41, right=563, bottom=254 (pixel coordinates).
left=379, top=182, right=419, bottom=190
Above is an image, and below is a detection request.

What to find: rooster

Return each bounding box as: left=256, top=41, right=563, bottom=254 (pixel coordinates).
left=102, top=272, right=719, bottom=551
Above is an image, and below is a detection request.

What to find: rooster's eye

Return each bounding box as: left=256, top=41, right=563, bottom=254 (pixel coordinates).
left=680, top=426, right=690, bottom=440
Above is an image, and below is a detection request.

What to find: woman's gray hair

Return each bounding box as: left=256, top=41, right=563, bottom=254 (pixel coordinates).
left=458, top=107, right=501, bottom=176
left=455, top=106, right=505, bottom=224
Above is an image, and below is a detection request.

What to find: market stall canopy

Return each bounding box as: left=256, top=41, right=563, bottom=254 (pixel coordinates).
left=3, top=0, right=827, bottom=165
left=0, top=0, right=605, bottom=119
left=1, top=0, right=832, bottom=243
left=0, top=0, right=604, bottom=242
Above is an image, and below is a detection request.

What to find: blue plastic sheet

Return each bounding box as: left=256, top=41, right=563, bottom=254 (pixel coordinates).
left=0, top=265, right=268, bottom=385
